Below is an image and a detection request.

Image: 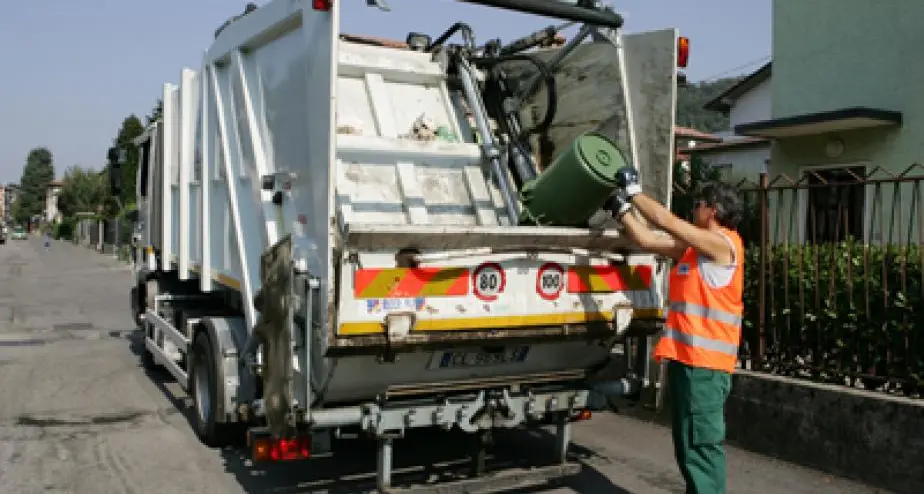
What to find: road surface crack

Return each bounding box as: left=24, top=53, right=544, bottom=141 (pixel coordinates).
left=16, top=411, right=147, bottom=428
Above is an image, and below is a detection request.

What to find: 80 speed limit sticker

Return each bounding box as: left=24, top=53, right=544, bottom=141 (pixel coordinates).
left=472, top=263, right=506, bottom=301
left=536, top=263, right=565, bottom=300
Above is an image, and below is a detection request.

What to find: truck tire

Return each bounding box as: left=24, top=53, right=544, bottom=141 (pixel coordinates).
left=140, top=339, right=161, bottom=371
left=189, top=331, right=238, bottom=447
left=131, top=284, right=145, bottom=327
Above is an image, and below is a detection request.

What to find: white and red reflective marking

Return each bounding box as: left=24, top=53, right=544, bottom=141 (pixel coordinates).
left=536, top=262, right=565, bottom=300
left=472, top=262, right=505, bottom=301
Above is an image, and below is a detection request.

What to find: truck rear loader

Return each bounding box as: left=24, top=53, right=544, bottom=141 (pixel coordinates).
left=118, top=0, right=686, bottom=491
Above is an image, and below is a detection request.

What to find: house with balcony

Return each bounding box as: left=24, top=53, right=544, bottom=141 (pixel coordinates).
left=732, top=0, right=918, bottom=245
left=685, top=62, right=772, bottom=184
left=45, top=180, right=64, bottom=225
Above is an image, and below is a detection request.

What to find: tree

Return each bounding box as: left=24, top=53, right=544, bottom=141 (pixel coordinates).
left=676, top=76, right=744, bottom=134
left=56, top=166, right=108, bottom=219
left=146, top=99, right=163, bottom=125
left=13, top=147, right=56, bottom=224
left=105, top=115, right=146, bottom=206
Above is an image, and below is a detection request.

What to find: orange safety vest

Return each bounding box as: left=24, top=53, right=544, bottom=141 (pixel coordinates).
left=653, top=228, right=744, bottom=374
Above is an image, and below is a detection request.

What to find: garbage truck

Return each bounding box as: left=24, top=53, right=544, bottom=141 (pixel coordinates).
left=118, top=0, right=686, bottom=491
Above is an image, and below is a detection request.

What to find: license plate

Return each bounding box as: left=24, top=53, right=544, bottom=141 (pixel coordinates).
left=432, top=346, right=530, bottom=369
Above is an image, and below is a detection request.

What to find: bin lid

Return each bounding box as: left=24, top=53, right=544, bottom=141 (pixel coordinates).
left=575, top=133, right=626, bottom=185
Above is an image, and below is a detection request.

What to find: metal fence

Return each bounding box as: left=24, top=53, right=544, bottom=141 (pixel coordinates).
left=72, top=217, right=132, bottom=251
left=74, top=218, right=102, bottom=248
left=674, top=164, right=924, bottom=396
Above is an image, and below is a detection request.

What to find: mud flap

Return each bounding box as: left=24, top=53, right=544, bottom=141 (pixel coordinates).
left=253, top=234, right=296, bottom=437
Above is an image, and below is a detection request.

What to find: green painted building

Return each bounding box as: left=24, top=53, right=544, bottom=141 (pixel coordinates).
left=736, top=0, right=923, bottom=246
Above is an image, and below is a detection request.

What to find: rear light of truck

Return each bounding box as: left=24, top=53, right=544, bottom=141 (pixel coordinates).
left=677, top=36, right=690, bottom=68
left=249, top=431, right=311, bottom=462
left=312, top=0, right=332, bottom=11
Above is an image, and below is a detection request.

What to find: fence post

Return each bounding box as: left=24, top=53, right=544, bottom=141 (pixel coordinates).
left=755, top=172, right=769, bottom=369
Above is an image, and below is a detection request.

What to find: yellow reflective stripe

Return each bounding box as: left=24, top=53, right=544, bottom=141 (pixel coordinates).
left=189, top=264, right=241, bottom=291
left=338, top=308, right=663, bottom=335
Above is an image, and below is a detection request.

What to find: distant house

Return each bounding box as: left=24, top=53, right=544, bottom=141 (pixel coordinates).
left=673, top=126, right=723, bottom=184
left=685, top=62, right=772, bottom=184
left=675, top=126, right=722, bottom=152
left=3, top=184, right=18, bottom=222
left=45, top=180, right=64, bottom=224
left=732, top=1, right=918, bottom=245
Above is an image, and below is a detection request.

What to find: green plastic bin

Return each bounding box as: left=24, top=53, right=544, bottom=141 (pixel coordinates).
left=519, top=131, right=629, bottom=226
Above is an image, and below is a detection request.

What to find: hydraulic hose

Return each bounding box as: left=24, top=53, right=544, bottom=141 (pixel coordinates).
left=474, top=52, right=558, bottom=187
left=459, top=0, right=623, bottom=29
left=475, top=53, right=557, bottom=138
left=426, top=22, right=476, bottom=52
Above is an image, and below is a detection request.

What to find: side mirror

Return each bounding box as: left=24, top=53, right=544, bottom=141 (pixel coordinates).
left=108, top=165, right=122, bottom=196
left=107, top=147, right=123, bottom=196
left=406, top=32, right=430, bottom=51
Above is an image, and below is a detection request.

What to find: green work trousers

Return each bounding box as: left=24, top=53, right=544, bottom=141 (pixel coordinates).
left=668, top=359, right=732, bottom=494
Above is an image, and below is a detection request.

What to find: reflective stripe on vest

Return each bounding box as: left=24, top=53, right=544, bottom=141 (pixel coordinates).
left=654, top=228, right=744, bottom=373
left=669, top=301, right=743, bottom=327
left=660, top=327, right=738, bottom=356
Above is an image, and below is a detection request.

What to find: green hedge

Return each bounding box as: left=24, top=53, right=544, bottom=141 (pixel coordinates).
left=743, top=241, right=923, bottom=393
left=53, top=218, right=75, bottom=240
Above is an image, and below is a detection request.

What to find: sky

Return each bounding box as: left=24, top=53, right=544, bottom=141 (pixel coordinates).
left=0, top=0, right=770, bottom=184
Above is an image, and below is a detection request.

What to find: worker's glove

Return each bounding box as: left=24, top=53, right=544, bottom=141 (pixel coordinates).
left=605, top=189, right=633, bottom=220
left=614, top=166, right=642, bottom=199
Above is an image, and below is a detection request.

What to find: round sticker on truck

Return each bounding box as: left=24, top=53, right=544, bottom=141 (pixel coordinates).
left=536, top=263, right=565, bottom=300
left=473, top=263, right=505, bottom=301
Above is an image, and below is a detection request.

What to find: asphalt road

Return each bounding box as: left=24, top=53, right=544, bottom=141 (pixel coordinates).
left=0, top=237, right=887, bottom=493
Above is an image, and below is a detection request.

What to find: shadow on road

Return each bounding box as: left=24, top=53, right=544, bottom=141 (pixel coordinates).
left=216, top=429, right=631, bottom=494
left=126, top=330, right=629, bottom=494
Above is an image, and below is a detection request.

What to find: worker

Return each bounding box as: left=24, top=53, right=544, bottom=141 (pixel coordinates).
left=609, top=166, right=744, bottom=494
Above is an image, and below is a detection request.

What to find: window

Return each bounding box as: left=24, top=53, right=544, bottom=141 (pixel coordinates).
left=138, top=140, right=150, bottom=198
left=803, top=166, right=865, bottom=244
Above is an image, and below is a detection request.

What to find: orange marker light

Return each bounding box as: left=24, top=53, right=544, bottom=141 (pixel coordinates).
left=252, top=439, right=272, bottom=462
left=677, top=36, right=690, bottom=68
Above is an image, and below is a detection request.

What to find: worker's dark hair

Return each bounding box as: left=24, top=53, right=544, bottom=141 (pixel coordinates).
left=691, top=180, right=743, bottom=229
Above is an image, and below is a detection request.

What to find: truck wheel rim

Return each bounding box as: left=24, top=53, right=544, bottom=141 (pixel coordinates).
left=194, top=359, right=211, bottom=423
